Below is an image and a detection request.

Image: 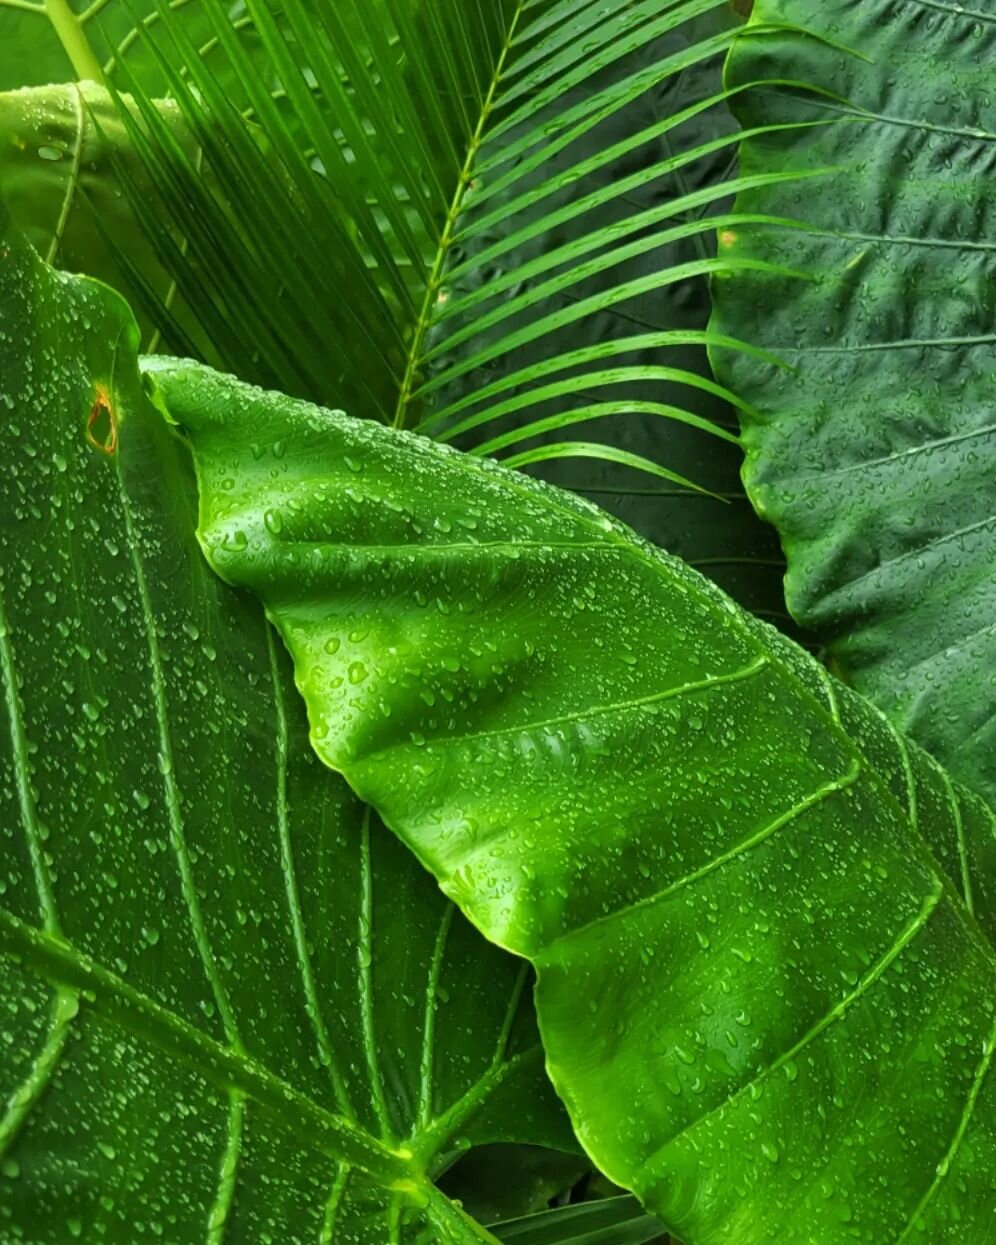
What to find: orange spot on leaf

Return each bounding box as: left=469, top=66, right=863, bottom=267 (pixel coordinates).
left=87, top=386, right=118, bottom=455
left=719, top=230, right=738, bottom=248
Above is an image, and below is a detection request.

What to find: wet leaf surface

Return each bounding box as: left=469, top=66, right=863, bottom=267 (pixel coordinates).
left=0, top=210, right=574, bottom=1243
left=161, top=355, right=996, bottom=1244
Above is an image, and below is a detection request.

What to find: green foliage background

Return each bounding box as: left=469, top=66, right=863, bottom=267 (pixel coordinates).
left=1, top=0, right=994, bottom=1242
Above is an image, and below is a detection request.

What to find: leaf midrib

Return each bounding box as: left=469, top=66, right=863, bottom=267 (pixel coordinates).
left=39, top=0, right=103, bottom=79
left=0, top=908, right=415, bottom=1186
left=391, top=0, right=527, bottom=431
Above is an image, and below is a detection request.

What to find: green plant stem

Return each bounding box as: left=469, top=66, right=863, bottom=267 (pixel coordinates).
left=43, top=0, right=103, bottom=81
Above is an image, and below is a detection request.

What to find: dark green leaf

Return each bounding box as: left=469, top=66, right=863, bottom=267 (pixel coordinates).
left=0, top=210, right=575, bottom=1241
left=440, top=1145, right=588, bottom=1227
left=709, top=0, right=996, bottom=804
left=162, top=356, right=996, bottom=1244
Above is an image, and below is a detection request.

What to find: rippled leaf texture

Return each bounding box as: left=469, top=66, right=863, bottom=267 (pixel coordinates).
left=160, top=358, right=996, bottom=1244
left=0, top=214, right=578, bottom=1241
left=709, top=0, right=996, bottom=805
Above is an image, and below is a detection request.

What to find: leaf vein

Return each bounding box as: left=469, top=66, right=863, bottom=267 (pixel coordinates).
left=641, top=878, right=945, bottom=1168
left=0, top=911, right=407, bottom=1184
left=0, top=580, right=60, bottom=931
left=374, top=655, right=770, bottom=762
left=46, top=84, right=88, bottom=267
left=319, top=1165, right=350, bottom=1245
left=416, top=906, right=454, bottom=1131
left=268, top=630, right=355, bottom=1118
left=895, top=1009, right=996, bottom=1242
left=540, top=757, right=863, bottom=955
left=116, top=459, right=240, bottom=1044
left=358, top=805, right=393, bottom=1140
left=206, top=1091, right=244, bottom=1245
left=0, top=988, right=76, bottom=1160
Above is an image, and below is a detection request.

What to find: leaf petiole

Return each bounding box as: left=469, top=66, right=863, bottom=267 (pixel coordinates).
left=42, top=0, right=103, bottom=81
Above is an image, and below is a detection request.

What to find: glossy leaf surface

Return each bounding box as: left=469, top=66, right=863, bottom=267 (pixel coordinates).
left=0, top=214, right=574, bottom=1242
left=709, top=0, right=996, bottom=804
left=161, top=359, right=996, bottom=1244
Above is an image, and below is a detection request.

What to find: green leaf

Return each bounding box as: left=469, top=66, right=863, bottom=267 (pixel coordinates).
left=3, top=3, right=799, bottom=632
left=161, top=357, right=996, bottom=1244
left=440, top=1145, right=588, bottom=1227
left=708, top=1, right=996, bottom=805
left=48, top=3, right=804, bottom=503
left=0, top=82, right=216, bottom=355
left=0, top=211, right=577, bottom=1240
left=490, top=1194, right=667, bottom=1245
left=420, top=7, right=795, bottom=628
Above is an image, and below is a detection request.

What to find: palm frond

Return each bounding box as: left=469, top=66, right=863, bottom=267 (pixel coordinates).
left=94, top=0, right=821, bottom=498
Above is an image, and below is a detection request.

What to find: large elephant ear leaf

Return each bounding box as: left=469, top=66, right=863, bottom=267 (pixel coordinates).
left=160, top=359, right=996, bottom=1244
left=0, top=212, right=579, bottom=1242
left=708, top=0, right=996, bottom=805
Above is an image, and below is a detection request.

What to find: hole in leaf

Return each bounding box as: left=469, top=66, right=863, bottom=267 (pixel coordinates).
left=87, top=388, right=118, bottom=455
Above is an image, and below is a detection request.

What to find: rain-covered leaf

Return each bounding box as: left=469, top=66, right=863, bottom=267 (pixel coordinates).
left=709, top=0, right=996, bottom=804
left=0, top=211, right=577, bottom=1241
left=161, top=357, right=996, bottom=1244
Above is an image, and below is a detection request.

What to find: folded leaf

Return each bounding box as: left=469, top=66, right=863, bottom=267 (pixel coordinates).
left=0, top=211, right=576, bottom=1242
left=709, top=0, right=996, bottom=805
left=160, top=357, right=996, bottom=1244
